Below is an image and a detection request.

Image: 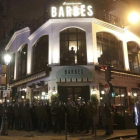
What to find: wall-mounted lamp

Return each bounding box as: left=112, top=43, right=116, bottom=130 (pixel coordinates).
left=121, top=94, right=124, bottom=97
left=7, top=100, right=10, bottom=102
left=101, top=90, right=105, bottom=95
left=22, top=96, right=25, bottom=99
left=100, top=97, right=103, bottom=100
left=52, top=87, right=57, bottom=95
left=41, top=96, right=45, bottom=100
left=91, top=89, right=97, bottom=95
left=0, top=99, right=2, bottom=103
left=134, top=93, right=137, bottom=97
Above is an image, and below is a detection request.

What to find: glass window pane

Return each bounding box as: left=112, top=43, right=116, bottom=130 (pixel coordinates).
left=109, top=35, right=115, bottom=46
left=69, top=28, right=76, bottom=33
left=69, top=35, right=77, bottom=40
left=60, top=34, right=68, bottom=40
left=78, top=35, right=86, bottom=40
left=103, top=33, right=109, bottom=44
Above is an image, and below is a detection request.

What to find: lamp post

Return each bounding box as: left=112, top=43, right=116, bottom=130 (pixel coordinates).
left=0, top=52, right=11, bottom=135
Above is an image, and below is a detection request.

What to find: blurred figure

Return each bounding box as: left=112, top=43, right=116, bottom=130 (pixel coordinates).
left=14, top=102, right=22, bottom=130
left=24, top=102, right=32, bottom=131
left=79, top=101, right=86, bottom=132
left=7, top=103, right=14, bottom=129
left=31, top=103, right=37, bottom=130
left=51, top=102, right=60, bottom=133
left=67, top=101, right=77, bottom=133
left=85, top=100, right=96, bottom=134
left=101, top=102, right=112, bottom=135
left=0, top=103, right=3, bottom=127
left=134, top=101, right=140, bottom=138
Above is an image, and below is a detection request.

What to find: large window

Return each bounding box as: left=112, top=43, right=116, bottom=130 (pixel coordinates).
left=60, top=28, right=87, bottom=65
left=32, top=35, right=48, bottom=73
left=100, top=85, right=127, bottom=106
left=97, top=32, right=124, bottom=70
left=17, top=44, right=27, bottom=79
left=9, top=53, right=15, bottom=82
left=127, top=42, right=140, bottom=73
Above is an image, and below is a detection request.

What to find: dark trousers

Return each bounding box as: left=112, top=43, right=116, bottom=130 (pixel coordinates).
left=137, top=126, right=140, bottom=138
left=105, top=125, right=113, bottom=135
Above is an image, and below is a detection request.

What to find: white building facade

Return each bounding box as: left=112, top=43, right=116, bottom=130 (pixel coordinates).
left=4, top=1, right=140, bottom=106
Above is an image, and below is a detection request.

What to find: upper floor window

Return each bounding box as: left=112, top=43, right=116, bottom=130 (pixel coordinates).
left=127, top=41, right=140, bottom=73
left=60, top=28, right=87, bottom=65
left=32, top=35, right=48, bottom=73
left=17, top=44, right=27, bottom=79
left=97, top=32, right=124, bottom=70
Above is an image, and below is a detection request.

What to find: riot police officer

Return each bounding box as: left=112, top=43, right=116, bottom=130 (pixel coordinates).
left=101, top=102, right=112, bottom=135
left=51, top=102, right=60, bottom=133
left=85, top=100, right=96, bottom=134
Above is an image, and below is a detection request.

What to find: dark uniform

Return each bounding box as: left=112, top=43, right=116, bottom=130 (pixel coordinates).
left=101, top=103, right=112, bottom=135
left=7, top=104, right=14, bottom=129
left=0, top=104, right=3, bottom=127
left=51, top=103, right=60, bottom=133
left=79, top=102, right=86, bottom=132
left=14, top=103, right=22, bottom=130
left=31, top=104, right=37, bottom=130
left=67, top=103, right=77, bottom=133
left=85, top=101, right=96, bottom=133
left=24, top=103, right=32, bottom=131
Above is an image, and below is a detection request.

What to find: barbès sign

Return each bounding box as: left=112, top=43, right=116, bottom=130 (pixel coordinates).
left=51, top=2, right=93, bottom=18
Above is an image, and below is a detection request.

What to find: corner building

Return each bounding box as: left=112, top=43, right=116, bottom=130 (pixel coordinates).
left=5, top=0, right=140, bottom=108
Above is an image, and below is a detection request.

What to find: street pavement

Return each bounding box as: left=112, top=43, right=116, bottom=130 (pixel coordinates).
left=0, top=129, right=137, bottom=140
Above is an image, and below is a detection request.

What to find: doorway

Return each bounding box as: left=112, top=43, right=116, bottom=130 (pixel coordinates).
left=58, top=86, right=90, bottom=103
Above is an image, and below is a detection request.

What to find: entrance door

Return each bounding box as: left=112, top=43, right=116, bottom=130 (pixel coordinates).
left=58, top=86, right=90, bottom=103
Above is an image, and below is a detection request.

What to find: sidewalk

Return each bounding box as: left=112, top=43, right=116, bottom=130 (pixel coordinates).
left=0, top=129, right=137, bottom=140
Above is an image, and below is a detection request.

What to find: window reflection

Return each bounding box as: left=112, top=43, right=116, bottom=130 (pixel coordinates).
left=60, top=28, right=87, bottom=65
left=97, top=32, right=124, bottom=70
left=127, top=42, right=140, bottom=73
left=32, top=35, right=48, bottom=73
left=17, top=44, right=27, bottom=79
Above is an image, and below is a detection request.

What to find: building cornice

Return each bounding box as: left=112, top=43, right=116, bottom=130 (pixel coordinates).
left=28, top=18, right=125, bottom=41
left=5, top=27, right=30, bottom=51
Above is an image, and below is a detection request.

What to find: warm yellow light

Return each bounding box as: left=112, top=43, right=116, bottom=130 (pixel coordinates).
left=128, top=12, right=140, bottom=24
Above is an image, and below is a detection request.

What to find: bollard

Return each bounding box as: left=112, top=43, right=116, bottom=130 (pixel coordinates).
left=65, top=113, right=67, bottom=140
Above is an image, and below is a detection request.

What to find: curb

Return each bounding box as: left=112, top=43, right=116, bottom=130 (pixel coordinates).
left=106, top=134, right=137, bottom=140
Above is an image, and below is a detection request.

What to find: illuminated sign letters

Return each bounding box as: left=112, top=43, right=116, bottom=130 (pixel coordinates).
left=51, top=5, right=93, bottom=18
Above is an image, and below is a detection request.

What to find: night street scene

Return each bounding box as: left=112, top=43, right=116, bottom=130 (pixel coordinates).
left=1, top=0, right=140, bottom=140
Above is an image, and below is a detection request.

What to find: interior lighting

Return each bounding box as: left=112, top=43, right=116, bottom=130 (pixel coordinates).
left=42, top=92, right=45, bottom=96
left=134, top=93, right=137, bottom=97
left=128, top=11, right=140, bottom=24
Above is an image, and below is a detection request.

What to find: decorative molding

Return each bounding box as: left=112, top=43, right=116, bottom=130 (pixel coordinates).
left=9, top=71, right=46, bottom=87
left=5, top=27, right=30, bottom=51
left=92, top=18, right=125, bottom=34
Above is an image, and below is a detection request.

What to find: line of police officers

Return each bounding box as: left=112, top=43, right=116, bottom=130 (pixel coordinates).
left=0, top=101, right=113, bottom=135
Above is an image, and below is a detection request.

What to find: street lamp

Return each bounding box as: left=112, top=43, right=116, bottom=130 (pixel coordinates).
left=128, top=11, right=140, bottom=24
left=0, top=52, right=11, bottom=135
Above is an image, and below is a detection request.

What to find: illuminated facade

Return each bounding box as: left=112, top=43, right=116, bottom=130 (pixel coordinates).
left=4, top=0, right=140, bottom=106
